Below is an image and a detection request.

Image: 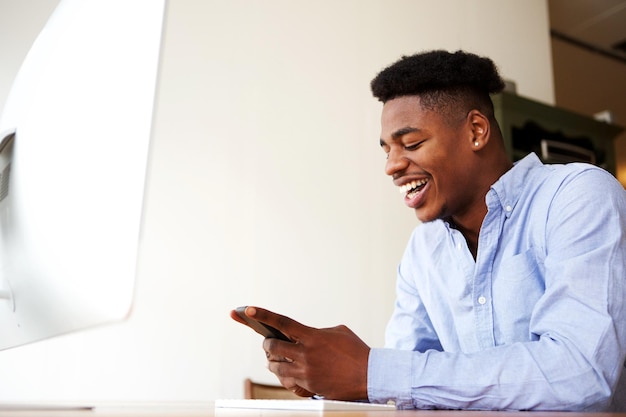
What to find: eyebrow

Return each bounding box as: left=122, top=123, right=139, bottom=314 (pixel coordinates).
left=379, top=126, right=421, bottom=147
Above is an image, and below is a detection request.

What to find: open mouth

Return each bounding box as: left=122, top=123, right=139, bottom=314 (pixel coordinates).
left=399, top=179, right=429, bottom=199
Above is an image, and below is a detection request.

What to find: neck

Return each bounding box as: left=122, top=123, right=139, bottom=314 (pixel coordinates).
left=448, top=210, right=484, bottom=260
left=450, top=155, right=513, bottom=260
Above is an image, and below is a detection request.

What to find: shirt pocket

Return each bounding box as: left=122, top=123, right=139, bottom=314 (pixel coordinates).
left=497, top=248, right=542, bottom=282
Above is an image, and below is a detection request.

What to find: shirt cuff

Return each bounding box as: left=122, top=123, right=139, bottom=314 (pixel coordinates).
left=367, top=347, right=415, bottom=409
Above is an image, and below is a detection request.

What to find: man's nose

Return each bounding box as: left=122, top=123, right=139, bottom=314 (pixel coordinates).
left=385, top=149, right=408, bottom=177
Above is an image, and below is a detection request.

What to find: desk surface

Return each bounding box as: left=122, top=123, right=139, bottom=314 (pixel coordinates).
left=0, top=403, right=625, bottom=417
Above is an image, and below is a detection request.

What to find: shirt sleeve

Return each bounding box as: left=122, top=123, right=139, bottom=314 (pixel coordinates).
left=368, top=168, right=626, bottom=411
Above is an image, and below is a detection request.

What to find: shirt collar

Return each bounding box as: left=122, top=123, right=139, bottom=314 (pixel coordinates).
left=488, top=152, right=543, bottom=217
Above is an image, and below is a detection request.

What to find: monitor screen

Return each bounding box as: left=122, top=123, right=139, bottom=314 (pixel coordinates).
left=0, top=0, right=165, bottom=350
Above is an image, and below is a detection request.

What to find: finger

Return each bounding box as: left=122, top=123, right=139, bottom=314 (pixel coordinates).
left=246, top=306, right=310, bottom=341
left=263, top=337, right=301, bottom=364
left=271, top=376, right=315, bottom=398
left=268, top=358, right=299, bottom=379
left=265, top=346, right=294, bottom=363
left=229, top=309, right=248, bottom=325
left=291, top=386, right=316, bottom=398
left=266, top=352, right=294, bottom=363
left=268, top=364, right=316, bottom=398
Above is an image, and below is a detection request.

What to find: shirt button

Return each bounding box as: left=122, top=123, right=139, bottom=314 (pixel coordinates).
left=478, top=296, right=487, bottom=305
left=505, top=205, right=512, bottom=212
left=456, top=242, right=462, bottom=250
left=386, top=400, right=396, bottom=406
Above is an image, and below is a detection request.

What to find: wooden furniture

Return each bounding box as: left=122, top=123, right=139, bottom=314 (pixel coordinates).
left=492, top=91, right=623, bottom=175
left=243, top=377, right=303, bottom=400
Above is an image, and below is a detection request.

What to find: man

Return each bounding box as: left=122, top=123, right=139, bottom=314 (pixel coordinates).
left=231, top=50, right=626, bottom=410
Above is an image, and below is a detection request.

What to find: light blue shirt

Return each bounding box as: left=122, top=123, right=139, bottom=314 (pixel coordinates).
left=368, top=153, right=626, bottom=411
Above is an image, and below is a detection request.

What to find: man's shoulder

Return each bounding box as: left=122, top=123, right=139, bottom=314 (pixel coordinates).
left=534, top=162, right=623, bottom=199
left=524, top=162, right=626, bottom=231
left=508, top=154, right=618, bottom=193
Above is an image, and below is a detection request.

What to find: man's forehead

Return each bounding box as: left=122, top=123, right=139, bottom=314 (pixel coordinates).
left=381, top=96, right=427, bottom=135
left=382, top=95, right=431, bottom=122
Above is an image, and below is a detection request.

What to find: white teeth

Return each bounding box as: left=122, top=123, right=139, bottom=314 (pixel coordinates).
left=398, top=179, right=428, bottom=194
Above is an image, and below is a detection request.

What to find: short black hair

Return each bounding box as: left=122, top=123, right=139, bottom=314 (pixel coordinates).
left=370, top=50, right=505, bottom=125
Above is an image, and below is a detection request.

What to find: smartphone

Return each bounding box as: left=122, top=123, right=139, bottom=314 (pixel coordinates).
left=234, top=306, right=291, bottom=341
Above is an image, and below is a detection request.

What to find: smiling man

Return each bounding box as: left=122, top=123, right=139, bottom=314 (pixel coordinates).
left=232, top=50, right=626, bottom=411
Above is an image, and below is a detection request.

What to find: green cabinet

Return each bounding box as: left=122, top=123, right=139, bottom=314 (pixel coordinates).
left=492, top=92, right=623, bottom=175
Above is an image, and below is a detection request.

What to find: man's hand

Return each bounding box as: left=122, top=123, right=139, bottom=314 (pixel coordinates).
left=230, top=306, right=370, bottom=400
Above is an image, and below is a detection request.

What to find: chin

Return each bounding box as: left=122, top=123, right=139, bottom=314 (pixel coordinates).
left=414, top=210, right=436, bottom=223
left=414, top=205, right=446, bottom=224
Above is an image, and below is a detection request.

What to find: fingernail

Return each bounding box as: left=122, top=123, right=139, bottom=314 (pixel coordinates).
left=247, top=306, right=257, bottom=316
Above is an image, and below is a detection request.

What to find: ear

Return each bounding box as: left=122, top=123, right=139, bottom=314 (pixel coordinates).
left=466, top=110, right=490, bottom=151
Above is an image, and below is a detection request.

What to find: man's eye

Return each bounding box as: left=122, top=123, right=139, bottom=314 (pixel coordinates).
left=404, top=141, right=423, bottom=151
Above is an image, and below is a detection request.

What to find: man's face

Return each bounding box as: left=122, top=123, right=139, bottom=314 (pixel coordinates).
left=379, top=95, right=476, bottom=223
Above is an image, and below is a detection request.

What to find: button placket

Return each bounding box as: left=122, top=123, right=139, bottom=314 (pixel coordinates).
left=472, top=192, right=502, bottom=349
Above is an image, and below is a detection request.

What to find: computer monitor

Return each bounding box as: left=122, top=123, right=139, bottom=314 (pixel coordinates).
left=0, top=0, right=165, bottom=350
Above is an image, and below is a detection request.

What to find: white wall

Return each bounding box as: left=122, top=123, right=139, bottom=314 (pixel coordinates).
left=0, top=0, right=553, bottom=404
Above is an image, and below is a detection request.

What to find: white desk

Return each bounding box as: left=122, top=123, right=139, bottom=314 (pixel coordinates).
left=0, top=403, right=624, bottom=417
